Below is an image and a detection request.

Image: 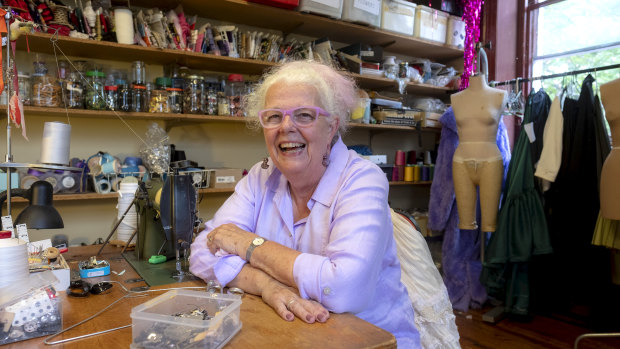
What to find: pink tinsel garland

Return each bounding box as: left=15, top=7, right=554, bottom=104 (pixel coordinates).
left=459, top=0, right=484, bottom=90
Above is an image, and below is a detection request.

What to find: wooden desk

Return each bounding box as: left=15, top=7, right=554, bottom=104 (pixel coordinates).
left=6, top=245, right=396, bottom=348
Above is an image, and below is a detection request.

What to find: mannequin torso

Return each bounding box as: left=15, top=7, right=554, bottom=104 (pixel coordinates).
left=599, top=77, right=620, bottom=220
left=451, top=74, right=506, bottom=162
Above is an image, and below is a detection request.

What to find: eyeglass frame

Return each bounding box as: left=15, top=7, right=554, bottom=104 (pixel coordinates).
left=257, top=106, right=331, bottom=129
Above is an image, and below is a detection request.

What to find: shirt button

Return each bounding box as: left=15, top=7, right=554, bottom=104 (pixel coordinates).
left=323, top=287, right=332, bottom=295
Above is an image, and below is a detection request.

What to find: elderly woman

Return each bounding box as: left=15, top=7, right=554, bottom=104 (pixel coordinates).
left=190, top=61, right=420, bottom=347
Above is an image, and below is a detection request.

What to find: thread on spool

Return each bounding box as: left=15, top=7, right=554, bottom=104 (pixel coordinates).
left=114, top=7, right=135, bottom=45
left=0, top=238, right=29, bottom=288
left=40, top=122, right=71, bottom=165
left=95, top=178, right=111, bottom=194
left=21, top=175, right=39, bottom=189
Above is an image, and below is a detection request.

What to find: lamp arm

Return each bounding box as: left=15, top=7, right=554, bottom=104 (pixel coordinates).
left=0, top=188, right=30, bottom=216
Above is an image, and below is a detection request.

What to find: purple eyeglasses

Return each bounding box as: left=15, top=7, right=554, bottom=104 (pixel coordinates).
left=258, top=106, right=331, bottom=128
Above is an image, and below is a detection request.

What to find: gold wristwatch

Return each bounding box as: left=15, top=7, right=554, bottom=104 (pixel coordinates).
left=246, top=237, right=266, bottom=262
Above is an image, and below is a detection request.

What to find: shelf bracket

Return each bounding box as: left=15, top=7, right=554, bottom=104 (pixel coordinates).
left=379, top=40, right=397, bottom=49
left=282, top=21, right=304, bottom=39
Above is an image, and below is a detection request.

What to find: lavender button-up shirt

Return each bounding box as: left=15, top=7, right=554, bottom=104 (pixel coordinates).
left=190, top=138, right=420, bottom=347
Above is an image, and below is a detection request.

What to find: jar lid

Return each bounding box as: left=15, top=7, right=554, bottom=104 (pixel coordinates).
left=187, top=75, right=204, bottom=80
left=156, top=77, right=172, bottom=87
left=104, top=85, right=118, bottom=91
left=86, top=70, right=105, bottom=77
left=132, top=84, right=146, bottom=89
left=228, top=74, right=243, bottom=82
left=18, top=73, right=30, bottom=78
left=166, top=87, right=183, bottom=91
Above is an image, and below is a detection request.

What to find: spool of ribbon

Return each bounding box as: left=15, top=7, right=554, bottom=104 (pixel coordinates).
left=101, top=159, right=121, bottom=175
left=27, top=168, right=45, bottom=176
left=0, top=238, right=29, bottom=288
left=87, top=154, right=103, bottom=176
left=60, top=172, right=81, bottom=193
left=394, top=150, right=406, bottom=166
left=20, top=175, right=39, bottom=189
left=124, top=156, right=142, bottom=167
left=404, top=165, right=414, bottom=182
left=111, top=176, right=123, bottom=192
left=41, top=172, right=61, bottom=193
left=114, top=7, right=135, bottom=45
left=95, top=178, right=111, bottom=194
left=40, top=122, right=71, bottom=165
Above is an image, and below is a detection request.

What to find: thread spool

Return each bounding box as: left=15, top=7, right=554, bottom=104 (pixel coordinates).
left=0, top=238, right=29, bottom=288
left=20, top=175, right=39, bottom=189
left=60, top=172, right=81, bottom=193
left=404, top=165, right=414, bottom=182
left=95, top=178, right=111, bottom=194
left=114, top=7, right=135, bottom=45
left=422, top=165, right=430, bottom=181
left=41, top=172, right=61, bottom=193
left=424, top=151, right=432, bottom=165
left=40, top=122, right=71, bottom=165
left=124, top=156, right=142, bottom=167
left=101, top=159, right=121, bottom=175
left=407, top=151, right=417, bottom=164
left=429, top=164, right=435, bottom=181
left=111, top=176, right=123, bottom=192
left=395, top=150, right=406, bottom=166
left=413, top=165, right=421, bottom=182
left=87, top=154, right=103, bottom=176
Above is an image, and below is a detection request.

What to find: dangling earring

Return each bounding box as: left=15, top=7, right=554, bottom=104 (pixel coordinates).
left=322, top=153, right=330, bottom=167
left=261, top=157, right=269, bottom=169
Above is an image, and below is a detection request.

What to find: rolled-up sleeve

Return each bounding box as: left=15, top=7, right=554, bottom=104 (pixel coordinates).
left=293, top=165, right=391, bottom=314
left=189, top=166, right=260, bottom=286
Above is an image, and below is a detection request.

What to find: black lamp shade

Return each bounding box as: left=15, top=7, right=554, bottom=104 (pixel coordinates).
left=14, top=181, right=64, bottom=229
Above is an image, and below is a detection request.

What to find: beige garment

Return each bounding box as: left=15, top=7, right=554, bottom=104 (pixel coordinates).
left=535, top=96, right=564, bottom=185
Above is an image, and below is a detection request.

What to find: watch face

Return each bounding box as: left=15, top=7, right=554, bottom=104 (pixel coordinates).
left=253, top=237, right=265, bottom=245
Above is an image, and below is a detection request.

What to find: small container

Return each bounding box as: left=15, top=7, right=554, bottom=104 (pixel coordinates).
left=414, top=5, right=449, bottom=43
left=63, top=71, right=84, bottom=109
left=447, top=15, right=466, bottom=48
left=166, top=87, right=183, bottom=113
left=342, top=0, right=381, bottom=27
left=399, top=61, right=409, bottom=78
left=105, top=85, right=118, bottom=110
left=130, top=289, right=242, bottom=349
left=18, top=73, right=31, bottom=106
left=32, top=73, right=61, bottom=107
left=225, top=74, right=245, bottom=117
left=149, top=88, right=169, bottom=113
left=118, top=84, right=132, bottom=112
left=131, top=84, right=147, bottom=112
left=217, top=91, right=229, bottom=116
left=84, top=70, right=106, bottom=110
left=205, top=84, right=218, bottom=115
left=183, top=75, right=205, bottom=114
left=298, top=0, right=343, bottom=19
left=381, top=0, right=416, bottom=36
left=56, top=60, right=69, bottom=79
left=131, top=60, right=146, bottom=85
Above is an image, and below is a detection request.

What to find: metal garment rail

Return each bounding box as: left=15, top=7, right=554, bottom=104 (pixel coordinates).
left=490, top=63, right=620, bottom=87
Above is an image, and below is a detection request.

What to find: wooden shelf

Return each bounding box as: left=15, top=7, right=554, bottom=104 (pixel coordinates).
left=6, top=105, right=441, bottom=132
left=131, top=0, right=463, bottom=61
left=389, top=181, right=432, bottom=186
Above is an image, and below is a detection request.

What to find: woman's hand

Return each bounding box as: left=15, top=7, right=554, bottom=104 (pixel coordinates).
left=206, top=223, right=253, bottom=256
left=260, top=278, right=330, bottom=324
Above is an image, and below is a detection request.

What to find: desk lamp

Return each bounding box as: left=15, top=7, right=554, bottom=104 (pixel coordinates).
left=0, top=181, right=64, bottom=229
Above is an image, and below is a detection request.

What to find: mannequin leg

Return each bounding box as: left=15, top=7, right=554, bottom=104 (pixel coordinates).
left=478, top=160, right=504, bottom=233
left=453, top=160, right=478, bottom=230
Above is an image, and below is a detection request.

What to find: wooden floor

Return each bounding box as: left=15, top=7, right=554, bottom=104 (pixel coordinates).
left=455, top=306, right=620, bottom=349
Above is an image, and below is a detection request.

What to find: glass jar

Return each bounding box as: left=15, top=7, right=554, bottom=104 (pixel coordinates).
left=205, top=84, right=218, bottom=115
left=183, top=75, right=204, bottom=114
left=18, top=73, right=31, bottom=106
left=149, top=88, right=168, bottom=113
left=32, top=73, right=61, bottom=107
left=105, top=85, right=118, bottom=110
left=166, top=87, right=183, bottom=113
left=131, top=84, right=147, bottom=112
left=131, top=60, right=146, bottom=85
left=63, top=71, right=84, bottom=109
left=118, top=84, right=132, bottom=112
left=217, top=91, right=229, bottom=116
left=84, top=70, right=106, bottom=110
left=225, top=74, right=245, bottom=117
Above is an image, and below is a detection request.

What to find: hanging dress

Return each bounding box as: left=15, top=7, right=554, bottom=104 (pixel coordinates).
left=480, top=91, right=553, bottom=316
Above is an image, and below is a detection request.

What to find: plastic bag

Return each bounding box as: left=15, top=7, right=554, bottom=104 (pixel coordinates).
left=140, top=122, right=170, bottom=175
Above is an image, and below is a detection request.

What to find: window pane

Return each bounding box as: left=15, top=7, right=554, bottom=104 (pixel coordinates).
left=536, top=0, right=620, bottom=57
left=532, top=46, right=620, bottom=99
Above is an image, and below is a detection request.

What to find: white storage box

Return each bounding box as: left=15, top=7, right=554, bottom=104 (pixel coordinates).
left=131, top=289, right=242, bottom=348
left=342, top=0, right=381, bottom=27
left=381, top=0, right=415, bottom=36
left=298, top=0, right=343, bottom=19
left=414, top=5, right=449, bottom=43
left=447, top=15, right=466, bottom=48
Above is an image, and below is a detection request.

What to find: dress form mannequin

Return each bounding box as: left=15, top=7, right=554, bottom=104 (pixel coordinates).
left=451, top=74, right=506, bottom=232
left=600, top=77, right=620, bottom=220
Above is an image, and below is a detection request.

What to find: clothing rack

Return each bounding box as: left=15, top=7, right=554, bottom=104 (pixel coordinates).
left=490, top=63, right=620, bottom=87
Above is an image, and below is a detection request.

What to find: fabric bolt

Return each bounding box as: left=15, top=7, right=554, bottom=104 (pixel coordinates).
left=535, top=96, right=564, bottom=184
left=392, top=210, right=460, bottom=349
left=538, top=75, right=611, bottom=319
left=428, top=107, right=511, bottom=312
left=190, top=137, right=420, bottom=347
left=481, top=91, right=553, bottom=316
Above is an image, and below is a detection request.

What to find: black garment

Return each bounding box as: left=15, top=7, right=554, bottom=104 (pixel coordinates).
left=593, top=95, right=611, bottom=192
left=528, top=89, right=552, bottom=167
left=537, top=75, right=611, bottom=325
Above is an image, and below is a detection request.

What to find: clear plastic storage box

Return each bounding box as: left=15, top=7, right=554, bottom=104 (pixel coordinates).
left=413, top=5, right=449, bottom=43
left=131, top=289, right=242, bottom=348
left=298, top=0, right=343, bottom=19
left=446, top=15, right=466, bottom=48
left=342, top=0, right=382, bottom=27
left=381, top=0, right=416, bottom=36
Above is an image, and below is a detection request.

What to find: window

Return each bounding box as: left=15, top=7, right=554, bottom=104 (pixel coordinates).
left=527, top=0, right=620, bottom=98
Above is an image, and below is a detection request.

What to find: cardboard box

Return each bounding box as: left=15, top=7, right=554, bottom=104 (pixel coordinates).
left=209, top=168, right=245, bottom=188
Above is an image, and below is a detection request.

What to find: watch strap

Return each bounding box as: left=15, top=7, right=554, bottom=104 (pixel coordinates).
left=246, top=238, right=266, bottom=262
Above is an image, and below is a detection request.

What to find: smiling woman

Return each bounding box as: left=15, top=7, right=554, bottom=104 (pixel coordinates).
left=190, top=60, right=422, bottom=347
